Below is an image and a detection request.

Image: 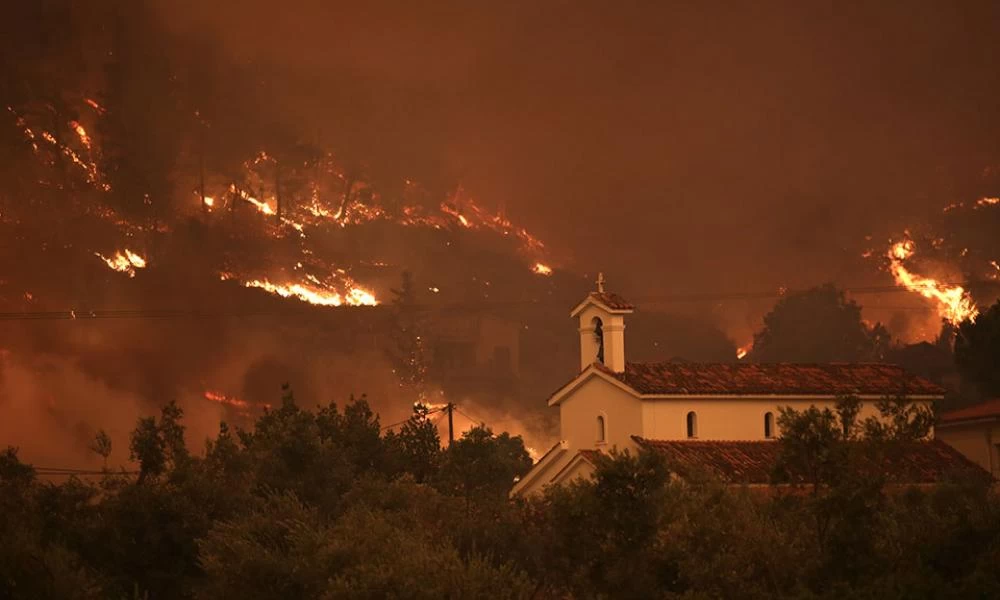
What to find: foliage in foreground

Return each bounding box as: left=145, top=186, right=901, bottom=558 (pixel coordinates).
left=1, top=391, right=998, bottom=599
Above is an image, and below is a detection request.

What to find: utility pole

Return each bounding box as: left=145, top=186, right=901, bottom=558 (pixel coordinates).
left=447, top=402, right=455, bottom=444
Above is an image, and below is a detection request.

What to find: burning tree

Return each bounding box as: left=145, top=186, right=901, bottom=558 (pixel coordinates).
left=386, top=271, right=428, bottom=394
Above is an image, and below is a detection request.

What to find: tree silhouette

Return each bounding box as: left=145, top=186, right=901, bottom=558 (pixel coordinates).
left=751, top=284, right=888, bottom=362
left=955, top=300, right=1000, bottom=396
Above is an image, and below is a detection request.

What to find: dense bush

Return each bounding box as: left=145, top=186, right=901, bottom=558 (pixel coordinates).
left=1, top=391, right=997, bottom=599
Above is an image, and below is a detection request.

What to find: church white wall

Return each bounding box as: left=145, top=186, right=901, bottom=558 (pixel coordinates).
left=640, top=398, right=934, bottom=441
left=560, top=376, right=642, bottom=453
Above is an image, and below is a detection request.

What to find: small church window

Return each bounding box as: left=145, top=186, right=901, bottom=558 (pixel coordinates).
left=764, top=412, right=774, bottom=439
left=592, top=317, right=605, bottom=364
left=597, top=415, right=606, bottom=443
left=686, top=411, right=698, bottom=438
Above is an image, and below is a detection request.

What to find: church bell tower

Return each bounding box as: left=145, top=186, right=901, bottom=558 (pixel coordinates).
left=569, top=273, right=634, bottom=373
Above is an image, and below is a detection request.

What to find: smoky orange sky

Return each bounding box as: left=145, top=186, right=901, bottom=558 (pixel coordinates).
left=157, top=0, right=1000, bottom=339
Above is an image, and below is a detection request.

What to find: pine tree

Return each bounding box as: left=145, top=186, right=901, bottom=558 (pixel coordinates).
left=386, top=271, right=428, bottom=396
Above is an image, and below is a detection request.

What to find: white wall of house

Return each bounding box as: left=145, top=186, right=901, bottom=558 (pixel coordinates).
left=936, top=421, right=1000, bottom=479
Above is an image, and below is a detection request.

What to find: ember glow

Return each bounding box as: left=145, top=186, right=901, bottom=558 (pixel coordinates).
left=203, top=390, right=250, bottom=410
left=203, top=390, right=270, bottom=416
left=886, top=238, right=978, bottom=326
left=95, top=249, right=147, bottom=278
left=240, top=278, right=377, bottom=307
left=532, top=262, right=553, bottom=276
left=736, top=344, right=751, bottom=360
left=69, top=121, right=91, bottom=149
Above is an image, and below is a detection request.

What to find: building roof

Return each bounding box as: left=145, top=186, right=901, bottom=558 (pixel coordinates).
left=939, top=398, right=1000, bottom=424
left=600, top=362, right=945, bottom=396
left=570, top=291, right=635, bottom=317
left=632, top=437, right=988, bottom=485
left=589, top=292, right=635, bottom=311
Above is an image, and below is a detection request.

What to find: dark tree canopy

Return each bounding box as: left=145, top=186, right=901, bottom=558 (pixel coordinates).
left=751, top=284, right=889, bottom=363
left=955, top=300, right=1000, bottom=396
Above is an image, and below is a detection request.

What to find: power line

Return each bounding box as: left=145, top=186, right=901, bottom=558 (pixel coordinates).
left=380, top=406, right=444, bottom=432
left=0, top=282, right=983, bottom=322
left=454, top=407, right=485, bottom=426
left=34, top=468, right=138, bottom=476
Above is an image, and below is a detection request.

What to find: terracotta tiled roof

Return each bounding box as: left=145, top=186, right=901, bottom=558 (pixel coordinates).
left=939, top=399, right=1000, bottom=424
left=632, top=437, right=987, bottom=485
left=601, top=362, right=945, bottom=396
left=589, top=291, right=635, bottom=311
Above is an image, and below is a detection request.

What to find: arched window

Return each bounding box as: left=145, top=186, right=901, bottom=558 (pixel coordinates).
left=592, top=317, right=605, bottom=364
left=764, top=412, right=774, bottom=439
left=597, top=415, right=606, bottom=443
left=686, top=411, right=698, bottom=439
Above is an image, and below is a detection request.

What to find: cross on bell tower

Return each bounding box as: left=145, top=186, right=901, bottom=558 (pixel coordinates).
left=596, top=272, right=605, bottom=293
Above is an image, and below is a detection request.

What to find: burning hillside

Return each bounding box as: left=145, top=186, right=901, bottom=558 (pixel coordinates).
left=0, top=49, right=574, bottom=467
left=870, top=195, right=1000, bottom=340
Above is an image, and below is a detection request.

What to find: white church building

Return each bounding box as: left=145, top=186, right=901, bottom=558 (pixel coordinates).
left=511, top=277, right=980, bottom=497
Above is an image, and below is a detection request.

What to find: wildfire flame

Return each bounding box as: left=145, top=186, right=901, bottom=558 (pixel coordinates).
left=736, top=344, right=751, bottom=360
left=532, top=262, right=553, bottom=276
left=204, top=390, right=250, bottom=410
left=886, top=237, right=977, bottom=326
left=95, top=249, right=147, bottom=278
left=69, top=121, right=91, bottom=149
left=203, top=390, right=270, bottom=415
left=240, top=277, right=377, bottom=307
left=12, top=96, right=555, bottom=316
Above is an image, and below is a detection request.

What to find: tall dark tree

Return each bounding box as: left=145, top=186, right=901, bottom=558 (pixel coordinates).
left=386, top=271, right=428, bottom=393
left=385, top=404, right=442, bottom=483
left=751, top=284, right=888, bottom=362
left=437, top=425, right=532, bottom=505
left=955, top=300, right=1000, bottom=396
left=99, top=1, right=182, bottom=229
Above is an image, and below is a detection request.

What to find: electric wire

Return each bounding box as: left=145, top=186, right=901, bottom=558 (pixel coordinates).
left=0, top=280, right=983, bottom=322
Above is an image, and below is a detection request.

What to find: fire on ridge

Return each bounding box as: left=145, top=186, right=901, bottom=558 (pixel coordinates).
left=886, top=235, right=978, bottom=326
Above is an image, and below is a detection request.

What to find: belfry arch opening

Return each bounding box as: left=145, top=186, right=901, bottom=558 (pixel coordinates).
left=592, top=316, right=604, bottom=364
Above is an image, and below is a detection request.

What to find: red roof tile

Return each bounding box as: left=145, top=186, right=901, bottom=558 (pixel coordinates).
left=939, top=399, right=1000, bottom=424
left=633, top=437, right=987, bottom=484
left=589, top=291, right=634, bottom=311
left=602, top=362, right=944, bottom=396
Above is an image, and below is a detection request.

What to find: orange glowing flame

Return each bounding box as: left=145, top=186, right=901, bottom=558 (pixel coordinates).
left=240, top=277, right=377, bottom=307
left=203, top=196, right=215, bottom=207
left=532, top=262, right=553, bottom=276
left=736, top=344, right=751, bottom=360
left=231, top=186, right=305, bottom=233
left=69, top=121, right=91, bottom=149
left=84, top=98, right=105, bottom=114
left=976, top=197, right=1000, bottom=208
left=204, top=390, right=250, bottom=410
left=95, top=249, right=147, bottom=278
left=203, top=390, right=271, bottom=414
left=238, top=189, right=275, bottom=215
left=887, top=238, right=977, bottom=326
